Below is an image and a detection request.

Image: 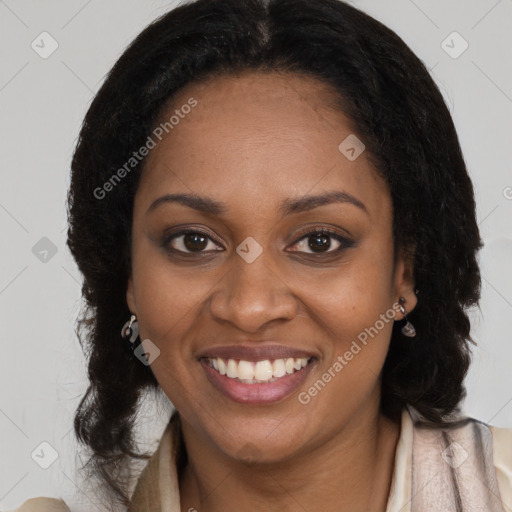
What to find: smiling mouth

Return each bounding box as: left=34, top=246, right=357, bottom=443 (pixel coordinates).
left=202, top=356, right=314, bottom=384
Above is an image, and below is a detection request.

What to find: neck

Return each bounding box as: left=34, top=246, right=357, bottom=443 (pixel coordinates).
left=178, top=403, right=401, bottom=512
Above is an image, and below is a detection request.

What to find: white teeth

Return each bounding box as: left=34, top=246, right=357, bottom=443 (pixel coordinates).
left=238, top=360, right=255, bottom=380
left=272, top=359, right=286, bottom=378
left=226, top=359, right=238, bottom=378
left=206, top=357, right=310, bottom=383
left=218, top=358, right=227, bottom=375
left=254, top=360, right=273, bottom=381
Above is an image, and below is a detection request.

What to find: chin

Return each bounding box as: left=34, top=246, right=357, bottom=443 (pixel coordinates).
left=210, top=418, right=310, bottom=465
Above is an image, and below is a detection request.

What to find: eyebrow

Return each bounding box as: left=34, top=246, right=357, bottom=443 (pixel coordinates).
left=147, top=190, right=368, bottom=216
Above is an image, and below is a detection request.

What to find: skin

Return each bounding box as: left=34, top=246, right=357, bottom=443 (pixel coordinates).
left=126, top=71, right=417, bottom=512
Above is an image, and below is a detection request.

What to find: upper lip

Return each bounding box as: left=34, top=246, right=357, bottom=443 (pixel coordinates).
left=198, top=344, right=317, bottom=362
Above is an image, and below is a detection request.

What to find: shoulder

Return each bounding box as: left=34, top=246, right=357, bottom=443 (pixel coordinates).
left=12, top=498, right=70, bottom=512
left=490, top=423, right=512, bottom=464
left=490, top=424, right=512, bottom=504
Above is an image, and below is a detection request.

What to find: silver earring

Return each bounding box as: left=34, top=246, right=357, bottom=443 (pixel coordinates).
left=121, top=314, right=139, bottom=351
left=398, top=297, right=416, bottom=337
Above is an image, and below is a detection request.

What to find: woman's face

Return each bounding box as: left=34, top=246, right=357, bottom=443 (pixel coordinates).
left=127, top=72, right=416, bottom=463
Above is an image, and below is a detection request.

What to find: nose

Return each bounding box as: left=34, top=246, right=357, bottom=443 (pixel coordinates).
left=208, top=248, right=298, bottom=333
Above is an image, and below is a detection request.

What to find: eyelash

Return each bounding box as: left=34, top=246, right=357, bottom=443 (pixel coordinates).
left=161, top=227, right=354, bottom=257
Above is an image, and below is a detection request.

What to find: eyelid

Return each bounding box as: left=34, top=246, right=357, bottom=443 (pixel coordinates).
left=163, top=225, right=220, bottom=239
left=290, top=223, right=353, bottom=240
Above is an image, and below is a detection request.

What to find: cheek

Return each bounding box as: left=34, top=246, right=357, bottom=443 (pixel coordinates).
left=291, top=246, right=396, bottom=429
left=130, top=252, right=217, bottom=411
left=288, top=240, right=396, bottom=393
left=283, top=241, right=395, bottom=340
left=130, top=236, right=215, bottom=335
left=301, top=274, right=394, bottom=386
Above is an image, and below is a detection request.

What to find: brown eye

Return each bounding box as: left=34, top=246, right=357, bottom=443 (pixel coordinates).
left=308, top=232, right=332, bottom=252
left=288, top=228, right=353, bottom=255
left=183, top=232, right=208, bottom=252
left=163, top=229, right=223, bottom=254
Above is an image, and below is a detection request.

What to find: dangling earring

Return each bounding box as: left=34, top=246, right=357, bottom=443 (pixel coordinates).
left=121, top=314, right=139, bottom=351
left=398, top=297, right=416, bottom=337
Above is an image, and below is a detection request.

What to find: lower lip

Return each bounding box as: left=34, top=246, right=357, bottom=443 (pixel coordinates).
left=200, top=359, right=316, bottom=405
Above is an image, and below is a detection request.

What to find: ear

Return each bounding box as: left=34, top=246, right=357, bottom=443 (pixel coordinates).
left=126, top=276, right=137, bottom=314
left=393, top=245, right=417, bottom=319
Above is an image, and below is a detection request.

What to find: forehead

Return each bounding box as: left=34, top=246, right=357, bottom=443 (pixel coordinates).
left=136, top=72, right=389, bottom=218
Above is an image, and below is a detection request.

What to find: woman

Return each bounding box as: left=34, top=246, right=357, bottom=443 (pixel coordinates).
left=15, top=0, right=512, bottom=510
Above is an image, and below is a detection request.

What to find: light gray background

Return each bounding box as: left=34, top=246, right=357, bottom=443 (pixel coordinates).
left=1, top=0, right=511, bottom=510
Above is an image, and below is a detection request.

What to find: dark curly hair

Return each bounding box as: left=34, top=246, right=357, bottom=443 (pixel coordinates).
left=66, top=0, right=482, bottom=508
